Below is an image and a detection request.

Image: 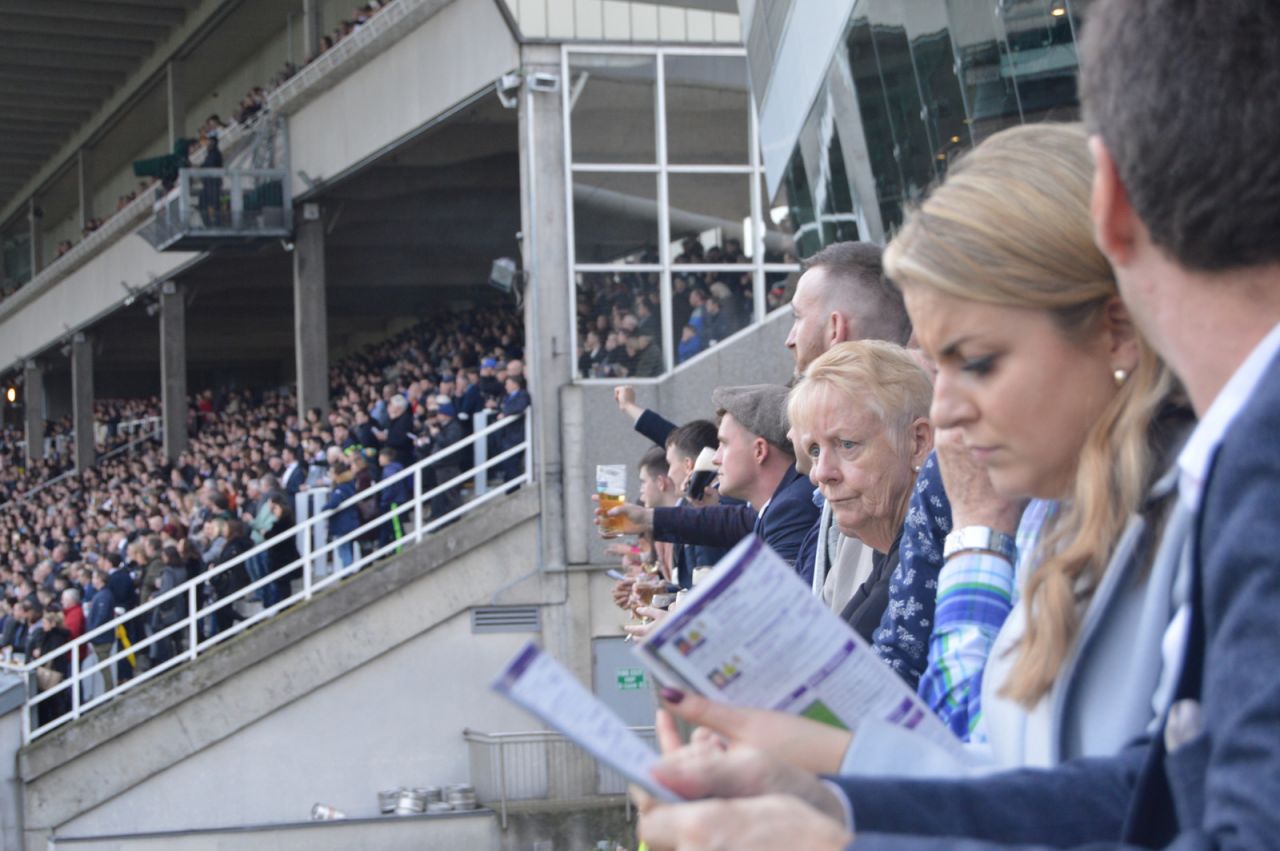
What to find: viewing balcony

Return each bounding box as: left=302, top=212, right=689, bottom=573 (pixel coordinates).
left=139, top=168, right=292, bottom=252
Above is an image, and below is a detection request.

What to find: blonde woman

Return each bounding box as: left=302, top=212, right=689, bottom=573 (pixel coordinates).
left=786, top=340, right=934, bottom=642
left=646, top=123, right=1191, bottom=779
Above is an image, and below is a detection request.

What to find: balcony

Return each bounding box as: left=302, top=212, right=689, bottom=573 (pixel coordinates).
left=139, top=168, right=292, bottom=252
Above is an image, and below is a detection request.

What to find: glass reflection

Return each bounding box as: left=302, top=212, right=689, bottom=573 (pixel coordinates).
left=568, top=54, right=657, bottom=164
left=573, top=172, right=659, bottom=264
left=665, top=55, right=751, bottom=165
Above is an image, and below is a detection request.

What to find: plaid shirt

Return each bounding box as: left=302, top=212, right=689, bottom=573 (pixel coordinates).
left=917, top=498, right=1056, bottom=741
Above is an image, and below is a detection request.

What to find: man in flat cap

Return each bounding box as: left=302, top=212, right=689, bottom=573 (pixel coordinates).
left=613, top=384, right=819, bottom=571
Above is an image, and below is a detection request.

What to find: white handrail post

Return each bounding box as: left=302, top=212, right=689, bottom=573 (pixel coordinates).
left=473, top=410, right=490, bottom=496
left=413, top=465, right=424, bottom=543
left=188, top=584, right=199, bottom=659
left=524, top=410, right=533, bottom=480
left=302, top=516, right=314, bottom=599
left=71, top=646, right=81, bottom=721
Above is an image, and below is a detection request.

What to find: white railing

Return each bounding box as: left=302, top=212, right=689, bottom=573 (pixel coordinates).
left=268, top=0, right=442, bottom=117
left=16, top=410, right=531, bottom=744
left=464, top=727, right=655, bottom=828
left=6, top=186, right=162, bottom=311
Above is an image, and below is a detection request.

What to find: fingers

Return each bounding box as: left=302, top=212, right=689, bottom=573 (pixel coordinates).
left=660, top=690, right=749, bottom=743
left=656, top=707, right=684, bottom=755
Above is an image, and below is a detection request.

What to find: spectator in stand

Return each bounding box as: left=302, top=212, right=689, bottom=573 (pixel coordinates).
left=323, top=461, right=359, bottom=570
left=262, top=494, right=298, bottom=607
left=376, top=446, right=411, bottom=550
left=86, top=569, right=116, bottom=692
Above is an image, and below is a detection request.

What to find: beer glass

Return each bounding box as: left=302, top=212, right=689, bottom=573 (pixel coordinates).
left=687, top=446, right=719, bottom=500
left=596, top=464, right=627, bottom=538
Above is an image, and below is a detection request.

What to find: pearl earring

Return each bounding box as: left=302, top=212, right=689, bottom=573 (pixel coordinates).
left=1113, top=368, right=1128, bottom=387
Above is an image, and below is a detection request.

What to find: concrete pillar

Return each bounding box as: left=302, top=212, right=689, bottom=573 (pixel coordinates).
left=71, top=334, right=95, bottom=474
left=23, top=361, right=44, bottom=463
left=302, top=0, right=324, bottom=58
left=293, top=204, right=329, bottom=418
left=78, top=148, right=95, bottom=230
left=166, top=60, right=185, bottom=150
left=159, top=281, right=188, bottom=461
left=27, top=197, right=42, bottom=277
left=518, top=45, right=574, bottom=572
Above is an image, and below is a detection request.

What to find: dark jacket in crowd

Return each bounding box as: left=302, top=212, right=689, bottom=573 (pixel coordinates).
left=324, top=474, right=360, bottom=538
left=378, top=461, right=411, bottom=511
left=86, top=585, right=118, bottom=647
left=107, top=567, right=138, bottom=611
left=384, top=410, right=415, bottom=466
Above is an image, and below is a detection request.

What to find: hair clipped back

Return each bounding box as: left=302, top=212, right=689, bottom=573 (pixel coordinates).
left=1079, top=0, right=1280, bottom=271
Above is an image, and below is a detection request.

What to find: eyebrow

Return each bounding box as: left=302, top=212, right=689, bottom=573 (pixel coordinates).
left=937, top=335, right=976, bottom=360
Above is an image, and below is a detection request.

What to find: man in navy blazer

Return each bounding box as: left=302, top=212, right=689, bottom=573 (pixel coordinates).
left=649, top=384, right=819, bottom=570
left=633, top=2, right=1280, bottom=848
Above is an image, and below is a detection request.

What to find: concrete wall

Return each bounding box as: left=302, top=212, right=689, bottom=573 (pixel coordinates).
left=0, top=235, right=202, bottom=375
left=0, top=676, right=25, bottom=851
left=288, top=0, right=519, bottom=187
left=562, top=308, right=793, bottom=566
left=56, top=610, right=538, bottom=835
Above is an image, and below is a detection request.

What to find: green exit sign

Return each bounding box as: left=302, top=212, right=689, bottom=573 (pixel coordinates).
left=616, top=668, right=646, bottom=690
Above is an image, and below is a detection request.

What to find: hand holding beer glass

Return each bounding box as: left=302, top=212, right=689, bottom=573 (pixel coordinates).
left=596, top=464, right=627, bottom=539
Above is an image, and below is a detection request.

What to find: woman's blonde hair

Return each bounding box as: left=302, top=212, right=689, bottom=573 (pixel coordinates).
left=788, top=340, right=933, bottom=456
left=884, top=123, right=1173, bottom=706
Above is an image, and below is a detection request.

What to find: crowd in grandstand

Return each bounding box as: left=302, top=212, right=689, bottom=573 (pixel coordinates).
left=0, top=307, right=525, bottom=709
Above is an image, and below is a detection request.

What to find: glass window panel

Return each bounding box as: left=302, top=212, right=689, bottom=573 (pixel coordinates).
left=769, top=153, right=819, bottom=261
left=667, top=172, right=751, bottom=262
left=575, top=270, right=664, bottom=378
left=766, top=269, right=801, bottom=312
left=906, top=9, right=972, bottom=166
left=673, top=269, right=752, bottom=359
left=945, top=0, right=1025, bottom=142
left=814, top=124, right=862, bottom=247
left=665, top=55, right=751, bottom=165
left=843, top=14, right=907, bottom=231
left=998, top=0, right=1082, bottom=124
left=573, top=172, right=659, bottom=264
left=569, top=54, right=657, bottom=164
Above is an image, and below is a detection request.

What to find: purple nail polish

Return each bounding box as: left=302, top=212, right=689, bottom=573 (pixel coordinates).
left=659, top=686, right=685, bottom=704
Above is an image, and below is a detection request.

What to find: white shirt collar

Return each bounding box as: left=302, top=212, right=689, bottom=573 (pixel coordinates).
left=1178, top=320, right=1280, bottom=510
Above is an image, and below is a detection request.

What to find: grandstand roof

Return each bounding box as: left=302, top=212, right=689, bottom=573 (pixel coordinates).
left=0, top=1, right=201, bottom=211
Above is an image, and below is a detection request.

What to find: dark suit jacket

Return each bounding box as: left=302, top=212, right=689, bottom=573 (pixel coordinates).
left=830, top=353, right=1280, bottom=849
left=838, top=532, right=898, bottom=644
left=653, top=465, right=819, bottom=569
left=282, top=462, right=306, bottom=498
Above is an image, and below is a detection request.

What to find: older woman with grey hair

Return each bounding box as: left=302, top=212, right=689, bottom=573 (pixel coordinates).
left=787, top=339, right=934, bottom=641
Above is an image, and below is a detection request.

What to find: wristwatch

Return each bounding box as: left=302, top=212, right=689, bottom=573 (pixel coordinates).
left=943, top=526, right=1016, bottom=562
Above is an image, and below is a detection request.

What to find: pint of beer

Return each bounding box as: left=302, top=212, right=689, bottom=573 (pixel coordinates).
left=687, top=446, right=719, bottom=500
left=597, top=464, right=627, bottom=538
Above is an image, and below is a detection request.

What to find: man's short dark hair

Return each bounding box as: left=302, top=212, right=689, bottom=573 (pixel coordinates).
left=665, top=419, right=719, bottom=461
left=1079, top=0, right=1280, bottom=271
left=638, top=446, right=669, bottom=481
left=801, top=241, right=910, bottom=344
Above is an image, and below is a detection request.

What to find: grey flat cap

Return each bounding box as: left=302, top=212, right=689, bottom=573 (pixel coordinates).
left=712, top=384, right=792, bottom=452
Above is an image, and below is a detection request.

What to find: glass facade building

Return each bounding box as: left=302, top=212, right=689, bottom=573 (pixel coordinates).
left=756, top=0, right=1091, bottom=252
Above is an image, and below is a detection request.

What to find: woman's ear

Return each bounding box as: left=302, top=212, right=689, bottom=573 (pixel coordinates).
left=908, top=417, right=933, bottom=472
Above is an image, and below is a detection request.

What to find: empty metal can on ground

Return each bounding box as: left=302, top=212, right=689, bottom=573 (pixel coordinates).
left=377, top=789, right=399, bottom=814
left=394, top=788, right=427, bottom=815
left=446, top=783, right=478, bottom=810
left=311, top=803, right=346, bottom=821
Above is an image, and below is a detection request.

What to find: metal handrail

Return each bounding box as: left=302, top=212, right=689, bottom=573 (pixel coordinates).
left=464, top=726, right=656, bottom=829
left=20, top=410, right=532, bottom=743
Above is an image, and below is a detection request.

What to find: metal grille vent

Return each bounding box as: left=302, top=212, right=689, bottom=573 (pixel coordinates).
left=471, top=606, right=541, bottom=633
